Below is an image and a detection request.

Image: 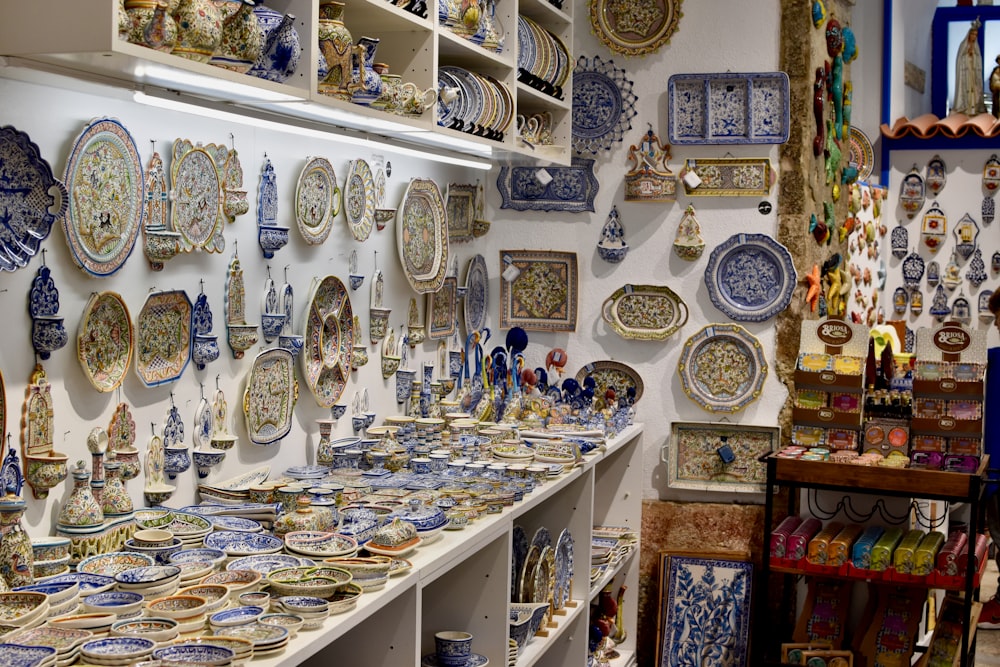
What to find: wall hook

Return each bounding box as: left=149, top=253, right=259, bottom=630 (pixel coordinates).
left=216, top=374, right=221, bottom=390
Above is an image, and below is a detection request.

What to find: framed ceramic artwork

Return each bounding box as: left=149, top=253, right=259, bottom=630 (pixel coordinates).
left=77, top=291, right=133, bottom=393
left=590, top=0, right=683, bottom=56
left=427, top=276, right=458, bottom=340
left=677, top=323, right=767, bottom=414
left=681, top=158, right=775, bottom=196
left=445, top=183, right=477, bottom=243
left=345, top=158, right=376, bottom=242
left=601, top=284, right=688, bottom=341
left=499, top=250, right=578, bottom=332
left=664, top=422, right=778, bottom=494
left=656, top=551, right=753, bottom=667
left=134, top=290, right=193, bottom=388
left=496, top=157, right=599, bottom=213
left=243, top=347, right=298, bottom=446
left=396, top=177, right=449, bottom=294
left=61, top=117, right=144, bottom=277
left=170, top=139, right=226, bottom=254
left=0, top=125, right=66, bottom=273
left=575, top=360, right=643, bottom=404
left=301, top=275, right=354, bottom=407
left=572, top=55, right=638, bottom=155
left=667, top=72, right=790, bottom=145
left=294, top=156, right=341, bottom=245
left=463, top=254, right=489, bottom=334
left=704, top=233, right=796, bottom=322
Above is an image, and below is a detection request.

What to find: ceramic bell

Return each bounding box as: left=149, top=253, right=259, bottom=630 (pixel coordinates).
left=899, top=165, right=925, bottom=219
left=597, top=206, right=628, bottom=264
left=920, top=202, right=946, bottom=253
left=953, top=213, right=979, bottom=260
left=925, top=154, right=946, bottom=196
left=984, top=154, right=1000, bottom=193
left=673, top=205, right=705, bottom=261
left=890, top=223, right=908, bottom=259
left=926, top=261, right=940, bottom=287
left=966, top=248, right=987, bottom=288
left=929, top=284, right=951, bottom=320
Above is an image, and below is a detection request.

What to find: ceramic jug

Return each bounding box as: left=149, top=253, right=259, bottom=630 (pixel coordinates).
left=317, top=1, right=353, bottom=99
left=350, top=36, right=383, bottom=105
left=247, top=5, right=300, bottom=83
left=57, top=463, right=104, bottom=528
left=101, top=458, right=133, bottom=517
left=211, top=0, right=262, bottom=72
left=0, top=506, right=33, bottom=589
left=124, top=0, right=178, bottom=51
left=172, top=0, right=223, bottom=62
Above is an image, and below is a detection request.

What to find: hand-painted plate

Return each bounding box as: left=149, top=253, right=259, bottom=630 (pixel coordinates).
left=572, top=55, right=638, bottom=155
left=62, top=118, right=144, bottom=277
left=77, top=292, right=133, bottom=393
left=848, top=126, right=874, bottom=181
left=396, top=178, right=449, bottom=294
left=575, top=360, right=644, bottom=404
left=135, top=290, right=192, bottom=388
left=704, top=233, right=796, bottom=322
left=243, top=348, right=298, bottom=446
left=344, top=159, right=376, bottom=242
left=678, top=323, right=767, bottom=414
left=170, top=139, right=225, bottom=254
left=554, top=528, right=574, bottom=610
left=463, top=254, right=488, bottom=334
left=301, top=276, right=354, bottom=407
left=601, top=284, right=688, bottom=340
left=590, top=0, right=682, bottom=56
left=294, top=157, right=340, bottom=245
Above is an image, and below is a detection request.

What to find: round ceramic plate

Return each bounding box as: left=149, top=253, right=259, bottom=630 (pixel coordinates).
left=590, top=0, right=682, bottom=56
left=704, top=233, right=796, bottom=322
left=572, top=55, right=638, bottom=155
left=463, top=254, right=488, bottom=334
left=344, top=159, right=376, bottom=242
left=301, top=275, right=354, bottom=408
left=848, top=126, right=874, bottom=181
left=135, top=290, right=193, bottom=388
left=396, top=178, right=449, bottom=294
left=77, top=291, right=133, bottom=393
left=62, top=117, right=144, bottom=277
left=553, top=528, right=573, bottom=610
left=575, top=360, right=644, bottom=404
left=678, top=323, right=767, bottom=414
left=295, top=157, right=340, bottom=245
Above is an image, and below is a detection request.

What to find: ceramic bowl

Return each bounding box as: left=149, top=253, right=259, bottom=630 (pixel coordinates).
left=13, top=580, right=79, bottom=606
left=30, top=535, right=71, bottom=562
left=144, top=229, right=181, bottom=262
left=199, top=569, right=263, bottom=595
left=266, top=575, right=348, bottom=599
left=259, top=612, right=304, bottom=638
left=278, top=333, right=305, bottom=359
left=258, top=224, right=290, bottom=258
left=173, top=636, right=253, bottom=664
left=153, top=643, right=236, bottom=666
left=78, top=552, right=156, bottom=577
left=32, top=555, right=71, bottom=579
left=125, top=537, right=184, bottom=565
left=83, top=591, right=145, bottom=617
left=216, top=622, right=288, bottom=649
left=0, top=591, right=49, bottom=627
left=132, top=529, right=175, bottom=547
left=210, top=434, right=239, bottom=451
left=4, top=624, right=93, bottom=654
left=80, top=636, right=156, bottom=663
left=46, top=595, right=81, bottom=619
left=111, top=616, right=180, bottom=643
left=326, top=582, right=363, bottom=615
left=227, top=324, right=259, bottom=353
left=170, top=548, right=227, bottom=570
left=209, top=605, right=264, bottom=629
left=174, top=613, right=209, bottom=635
left=284, top=532, right=358, bottom=558
left=49, top=612, right=118, bottom=632
left=260, top=312, right=286, bottom=340
left=275, top=596, right=329, bottom=615
left=146, top=594, right=209, bottom=620
left=115, top=565, right=182, bottom=589
left=37, top=572, right=116, bottom=595
left=0, top=645, right=56, bottom=666
left=237, top=591, right=272, bottom=609
left=177, top=585, right=230, bottom=614
left=192, top=450, right=226, bottom=479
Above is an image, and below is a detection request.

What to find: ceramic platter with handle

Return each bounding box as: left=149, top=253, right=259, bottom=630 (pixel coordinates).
left=601, top=283, right=688, bottom=340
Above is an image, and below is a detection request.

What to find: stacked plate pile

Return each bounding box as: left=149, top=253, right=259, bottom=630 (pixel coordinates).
left=274, top=595, right=330, bottom=629
left=79, top=636, right=155, bottom=665
left=204, top=531, right=284, bottom=557
left=284, top=531, right=359, bottom=559
left=114, top=564, right=182, bottom=602
left=110, top=617, right=180, bottom=645
left=437, top=66, right=514, bottom=141
left=14, top=581, right=80, bottom=619
left=491, top=443, right=535, bottom=464
left=152, top=642, right=236, bottom=666
left=516, top=15, right=570, bottom=99
left=178, top=503, right=281, bottom=526
left=198, top=466, right=272, bottom=506
left=214, top=622, right=290, bottom=657
left=77, top=552, right=156, bottom=578
left=5, top=625, right=92, bottom=666
left=0, top=644, right=56, bottom=667
left=163, top=511, right=214, bottom=548
left=176, top=636, right=254, bottom=665
left=169, top=547, right=228, bottom=585
left=208, top=515, right=264, bottom=534
left=226, top=554, right=312, bottom=577
left=34, top=572, right=114, bottom=596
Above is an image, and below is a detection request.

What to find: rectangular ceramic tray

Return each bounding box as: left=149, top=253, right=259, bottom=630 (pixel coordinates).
left=667, top=72, right=790, bottom=145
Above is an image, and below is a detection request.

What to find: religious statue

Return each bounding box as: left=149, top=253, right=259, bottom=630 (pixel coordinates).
left=952, top=18, right=987, bottom=115
left=990, top=54, right=1000, bottom=118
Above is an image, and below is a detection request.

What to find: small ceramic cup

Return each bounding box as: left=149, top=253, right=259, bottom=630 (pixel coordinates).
left=435, top=630, right=473, bottom=667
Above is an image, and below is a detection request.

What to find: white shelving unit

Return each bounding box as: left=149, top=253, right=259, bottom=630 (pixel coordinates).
left=237, top=424, right=643, bottom=667
left=0, top=0, right=574, bottom=164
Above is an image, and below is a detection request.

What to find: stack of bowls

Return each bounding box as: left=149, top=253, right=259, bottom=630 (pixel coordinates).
left=47, top=612, right=117, bottom=634
left=110, top=616, right=180, bottom=644
left=0, top=644, right=55, bottom=666
left=146, top=594, right=210, bottom=635
left=198, top=569, right=262, bottom=596
left=15, top=581, right=80, bottom=618
left=152, top=642, right=236, bottom=666
left=177, top=584, right=230, bottom=615
left=274, top=596, right=330, bottom=630
left=5, top=624, right=92, bottom=664
left=81, top=591, right=144, bottom=620
left=173, top=636, right=254, bottom=665
left=283, top=531, right=358, bottom=559
left=208, top=605, right=265, bottom=634
left=0, top=591, right=50, bottom=631
left=259, top=612, right=304, bottom=638
left=77, top=552, right=156, bottom=578
left=30, top=537, right=71, bottom=580
left=265, top=566, right=352, bottom=598
left=169, top=547, right=227, bottom=585
left=79, top=636, right=155, bottom=665
left=114, top=565, right=182, bottom=601
left=164, top=511, right=214, bottom=548
left=38, top=572, right=115, bottom=596
left=125, top=529, right=183, bottom=565
left=217, top=622, right=289, bottom=657
left=237, top=591, right=272, bottom=610
left=323, top=556, right=391, bottom=592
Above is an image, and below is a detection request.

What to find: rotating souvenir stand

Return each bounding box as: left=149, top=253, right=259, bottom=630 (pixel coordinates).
left=790, top=319, right=869, bottom=453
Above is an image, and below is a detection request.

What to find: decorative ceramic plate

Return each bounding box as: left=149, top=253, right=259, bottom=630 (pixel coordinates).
left=135, top=290, right=192, bottom=387
left=601, top=283, right=688, bottom=340
left=704, top=233, right=796, bottom=322
left=519, top=544, right=541, bottom=603
left=512, top=525, right=528, bottom=600
left=463, top=254, right=489, bottom=334
left=500, top=250, right=578, bottom=332
left=77, top=291, right=133, bottom=393
left=243, top=348, right=298, bottom=446
left=0, top=644, right=56, bottom=665
left=302, top=275, right=354, bottom=407
left=667, top=72, right=790, bottom=145
left=572, top=55, right=638, bottom=155
left=575, top=360, right=644, bottom=404
left=496, top=157, right=599, bottom=213
left=205, top=531, right=284, bottom=556
left=345, top=159, right=376, bottom=242
left=226, top=554, right=308, bottom=574
left=170, top=139, right=225, bottom=253
left=294, top=157, right=340, bottom=245
left=0, top=126, right=66, bottom=273
left=554, top=528, right=573, bottom=610
left=62, top=118, right=144, bottom=276
left=678, top=323, right=767, bottom=413
left=848, top=126, right=874, bottom=180
left=77, top=552, right=155, bottom=577
left=590, top=0, right=682, bottom=56
left=397, top=178, right=449, bottom=294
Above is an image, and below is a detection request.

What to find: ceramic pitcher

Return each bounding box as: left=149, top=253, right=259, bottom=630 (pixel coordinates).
left=211, top=0, right=262, bottom=72
left=172, top=0, right=223, bottom=62
left=124, top=0, right=178, bottom=51
left=350, top=36, right=383, bottom=105
left=317, top=1, right=353, bottom=99
left=248, top=5, right=300, bottom=82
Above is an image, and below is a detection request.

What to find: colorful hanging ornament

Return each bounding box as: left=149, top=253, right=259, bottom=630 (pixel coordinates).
left=596, top=206, right=628, bottom=264
left=942, top=252, right=962, bottom=291
left=984, top=154, right=1000, bottom=193
left=926, top=261, right=940, bottom=287
left=925, top=155, right=947, bottom=196
left=979, top=290, right=994, bottom=320
left=953, top=213, right=979, bottom=260
left=929, top=284, right=951, bottom=320
left=966, top=248, right=987, bottom=288
left=951, top=292, right=971, bottom=324
left=910, top=289, right=923, bottom=315
left=899, top=166, right=925, bottom=219
left=893, top=287, right=908, bottom=314
left=920, top=201, right=946, bottom=252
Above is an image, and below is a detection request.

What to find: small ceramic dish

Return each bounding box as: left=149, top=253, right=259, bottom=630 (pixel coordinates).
left=174, top=560, right=216, bottom=583
left=145, top=594, right=209, bottom=620
left=115, top=565, right=182, bottom=588
left=135, top=579, right=181, bottom=600
left=169, top=548, right=227, bottom=568
left=199, top=569, right=262, bottom=594
left=209, top=605, right=265, bottom=629
left=216, top=622, right=288, bottom=648
left=237, top=591, right=272, bottom=609
left=132, top=529, right=174, bottom=547
left=48, top=612, right=118, bottom=633
left=0, top=591, right=49, bottom=627
left=78, top=552, right=156, bottom=577
left=110, top=616, right=180, bottom=643
left=4, top=623, right=93, bottom=652
left=259, top=612, right=304, bottom=638
left=174, top=635, right=253, bottom=664
left=134, top=509, right=175, bottom=529
left=177, top=585, right=230, bottom=613
left=152, top=642, right=236, bottom=666
left=47, top=595, right=81, bottom=618
left=173, top=613, right=208, bottom=635
left=79, top=636, right=156, bottom=662
left=327, top=582, right=363, bottom=615
left=82, top=591, right=145, bottom=617
left=275, top=596, right=328, bottom=615
left=13, top=580, right=79, bottom=606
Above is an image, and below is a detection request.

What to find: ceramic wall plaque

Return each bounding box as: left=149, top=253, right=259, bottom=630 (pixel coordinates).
left=899, top=165, right=925, bottom=219
left=294, top=156, right=340, bottom=245
left=925, top=154, right=946, bottom=195
left=572, top=55, right=638, bottom=155
left=345, top=158, right=376, bottom=243
left=499, top=250, right=578, bottom=332
left=427, top=276, right=458, bottom=340
left=680, top=158, right=774, bottom=196
left=445, top=183, right=478, bottom=243
left=665, top=422, right=778, bottom=493
left=0, top=125, right=66, bottom=273
left=77, top=291, right=133, bottom=393
left=243, top=348, right=298, bottom=446
left=142, top=151, right=177, bottom=271
left=135, top=290, right=193, bottom=388
left=589, top=0, right=682, bottom=56
left=678, top=323, right=767, bottom=414
left=497, top=157, right=599, bottom=213
left=703, top=233, right=796, bottom=322
left=624, top=127, right=676, bottom=202
left=601, top=284, right=688, bottom=341
left=667, top=72, right=789, bottom=145
left=61, top=117, right=144, bottom=277
left=575, top=360, right=643, bottom=404
left=396, top=178, right=449, bottom=294
left=954, top=212, right=979, bottom=260
left=170, top=139, right=226, bottom=254
left=302, top=275, right=354, bottom=407
left=463, top=254, right=489, bottom=335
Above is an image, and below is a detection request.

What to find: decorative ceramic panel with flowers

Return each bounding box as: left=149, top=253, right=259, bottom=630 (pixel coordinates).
left=499, top=250, right=578, bottom=332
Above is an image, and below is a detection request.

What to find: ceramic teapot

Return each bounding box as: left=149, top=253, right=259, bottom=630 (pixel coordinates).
left=248, top=5, right=301, bottom=83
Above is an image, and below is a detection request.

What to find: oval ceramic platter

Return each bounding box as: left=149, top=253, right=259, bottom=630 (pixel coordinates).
left=463, top=254, right=488, bottom=334
left=344, top=158, right=376, bottom=242
left=62, top=117, right=144, bottom=277
left=134, top=290, right=193, bottom=388
left=601, top=284, right=688, bottom=341
left=677, top=323, right=767, bottom=414
left=575, top=360, right=644, bottom=404
left=295, top=157, right=340, bottom=245
left=0, top=125, right=67, bottom=272
left=703, top=233, right=796, bottom=322
left=301, top=275, right=354, bottom=407
left=77, top=291, right=133, bottom=393
left=243, top=347, right=298, bottom=446
left=396, top=178, right=449, bottom=294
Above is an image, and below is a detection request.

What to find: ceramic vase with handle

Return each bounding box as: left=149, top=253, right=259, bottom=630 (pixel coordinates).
left=248, top=5, right=301, bottom=82
left=350, top=36, right=383, bottom=105
left=172, top=0, right=223, bottom=62
left=317, top=1, right=353, bottom=100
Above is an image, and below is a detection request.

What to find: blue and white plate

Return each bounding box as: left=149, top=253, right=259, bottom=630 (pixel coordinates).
left=553, top=528, right=574, bottom=610
left=209, top=605, right=264, bottom=627
left=168, top=548, right=227, bottom=566
left=204, top=531, right=284, bottom=556
left=463, top=254, right=488, bottom=336
left=284, top=465, right=328, bottom=480
left=153, top=643, right=236, bottom=664
left=80, top=636, right=155, bottom=659
left=34, top=572, right=115, bottom=594
left=703, top=233, right=796, bottom=322
left=114, top=565, right=181, bottom=586
left=0, top=643, right=57, bottom=667
left=421, top=652, right=489, bottom=667
left=226, top=554, right=308, bottom=574
left=82, top=591, right=144, bottom=609
left=209, top=515, right=263, bottom=533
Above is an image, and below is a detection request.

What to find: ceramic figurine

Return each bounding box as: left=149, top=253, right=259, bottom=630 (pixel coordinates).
left=317, top=2, right=354, bottom=100
left=57, top=461, right=104, bottom=528
left=953, top=18, right=986, bottom=115
left=624, top=126, right=676, bottom=202
left=248, top=5, right=300, bottom=83
left=899, top=166, right=925, bottom=219
left=597, top=206, right=628, bottom=263
left=210, top=0, right=262, bottom=73
left=673, top=205, right=705, bottom=260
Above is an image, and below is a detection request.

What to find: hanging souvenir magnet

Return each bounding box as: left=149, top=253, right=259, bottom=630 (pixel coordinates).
left=893, top=287, right=908, bottom=314
left=673, top=205, right=705, bottom=260
left=929, top=284, right=951, bottom=320
left=979, top=290, right=994, bottom=320
left=899, top=165, right=925, bottom=219
left=966, top=248, right=987, bottom=288
left=942, top=252, right=962, bottom=291
left=925, top=155, right=946, bottom=196
left=596, top=206, right=628, bottom=263
left=951, top=292, right=971, bottom=324
left=901, top=250, right=925, bottom=290
left=910, top=289, right=923, bottom=315
left=953, top=213, right=979, bottom=260
left=984, top=154, right=1000, bottom=193
left=920, top=202, right=946, bottom=252
left=890, top=222, right=908, bottom=259
left=926, top=261, right=940, bottom=287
